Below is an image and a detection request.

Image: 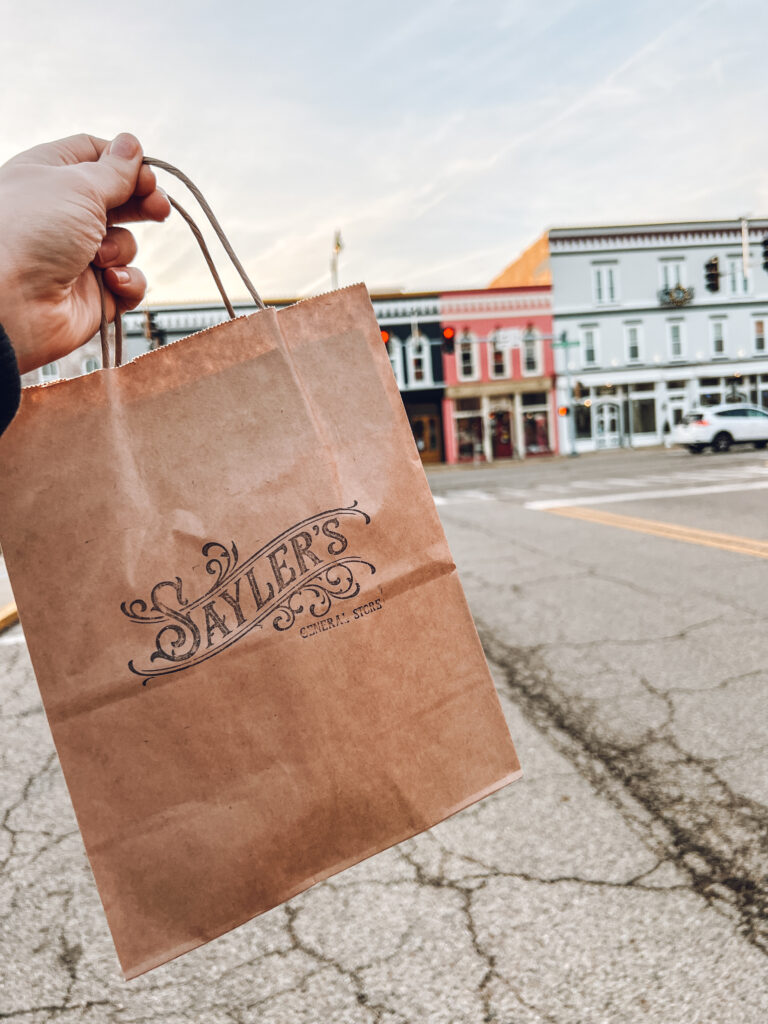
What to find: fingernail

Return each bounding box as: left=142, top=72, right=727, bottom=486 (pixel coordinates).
left=109, top=133, right=140, bottom=159
left=112, top=269, right=130, bottom=284
left=98, top=239, right=119, bottom=262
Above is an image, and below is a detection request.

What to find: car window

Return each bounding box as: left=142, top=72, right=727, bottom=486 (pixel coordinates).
left=718, top=408, right=749, bottom=417
left=747, top=408, right=768, bottom=418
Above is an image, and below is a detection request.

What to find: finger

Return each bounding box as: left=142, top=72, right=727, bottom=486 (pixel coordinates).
left=76, top=133, right=144, bottom=212
left=94, top=227, right=138, bottom=269
left=5, top=133, right=108, bottom=169
left=103, top=265, right=147, bottom=312
left=134, top=163, right=158, bottom=197
left=107, top=189, right=171, bottom=225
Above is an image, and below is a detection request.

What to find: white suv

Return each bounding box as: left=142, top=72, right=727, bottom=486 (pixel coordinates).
left=673, top=404, right=768, bottom=453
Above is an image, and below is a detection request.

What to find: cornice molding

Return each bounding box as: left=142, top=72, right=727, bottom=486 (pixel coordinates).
left=550, top=224, right=768, bottom=255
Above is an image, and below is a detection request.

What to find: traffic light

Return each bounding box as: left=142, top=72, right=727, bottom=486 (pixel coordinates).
left=441, top=326, right=456, bottom=354
left=380, top=329, right=390, bottom=344
left=762, top=237, right=768, bottom=273
left=705, top=256, right=720, bottom=293
left=558, top=406, right=570, bottom=417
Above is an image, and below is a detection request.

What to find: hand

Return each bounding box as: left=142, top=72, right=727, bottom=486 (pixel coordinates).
left=0, top=133, right=171, bottom=375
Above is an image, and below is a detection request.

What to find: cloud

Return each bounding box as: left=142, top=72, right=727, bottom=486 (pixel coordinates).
left=2, top=0, right=765, bottom=301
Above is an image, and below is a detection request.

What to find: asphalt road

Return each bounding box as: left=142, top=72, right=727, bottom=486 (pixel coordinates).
left=1, top=445, right=767, bottom=1022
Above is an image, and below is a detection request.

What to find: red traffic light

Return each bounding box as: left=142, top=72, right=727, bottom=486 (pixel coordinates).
left=380, top=329, right=390, bottom=344
left=558, top=406, right=569, bottom=417
left=442, top=326, right=456, bottom=341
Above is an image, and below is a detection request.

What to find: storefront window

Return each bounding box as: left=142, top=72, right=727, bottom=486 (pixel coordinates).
left=456, top=416, right=484, bottom=460
left=524, top=411, right=551, bottom=454
left=631, top=398, right=657, bottom=434
left=575, top=403, right=592, bottom=439
left=456, top=397, right=481, bottom=411
left=522, top=392, right=547, bottom=406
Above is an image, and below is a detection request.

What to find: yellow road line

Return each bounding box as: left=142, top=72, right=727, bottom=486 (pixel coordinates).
left=548, top=506, right=768, bottom=560
left=0, top=602, right=19, bottom=632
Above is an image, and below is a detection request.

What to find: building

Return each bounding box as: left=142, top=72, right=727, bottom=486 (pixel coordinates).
left=374, top=292, right=446, bottom=463
left=21, top=285, right=557, bottom=465
left=545, top=219, right=768, bottom=453
left=440, top=287, right=556, bottom=463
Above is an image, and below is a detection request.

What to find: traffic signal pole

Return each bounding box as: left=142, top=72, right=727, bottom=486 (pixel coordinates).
left=551, top=331, right=580, bottom=457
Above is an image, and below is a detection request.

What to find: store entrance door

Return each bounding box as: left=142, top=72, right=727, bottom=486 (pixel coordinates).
left=410, top=414, right=442, bottom=463
left=595, top=402, right=620, bottom=448
left=491, top=410, right=513, bottom=458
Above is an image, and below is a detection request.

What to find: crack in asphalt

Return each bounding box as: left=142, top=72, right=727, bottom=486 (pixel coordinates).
left=478, top=624, right=768, bottom=956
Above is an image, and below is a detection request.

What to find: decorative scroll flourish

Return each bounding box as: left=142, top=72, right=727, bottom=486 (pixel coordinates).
left=272, top=560, right=373, bottom=632
left=121, top=503, right=376, bottom=685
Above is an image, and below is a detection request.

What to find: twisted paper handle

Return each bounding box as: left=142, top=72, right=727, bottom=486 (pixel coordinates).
left=97, top=159, right=266, bottom=368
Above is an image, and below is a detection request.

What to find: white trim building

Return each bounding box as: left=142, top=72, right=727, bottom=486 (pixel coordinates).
left=550, top=220, right=768, bottom=452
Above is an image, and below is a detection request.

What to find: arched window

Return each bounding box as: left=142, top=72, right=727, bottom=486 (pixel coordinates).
left=83, top=356, right=100, bottom=375
left=406, top=329, right=432, bottom=386
left=41, top=362, right=60, bottom=381
left=488, top=330, right=509, bottom=379
left=456, top=329, right=478, bottom=381
left=387, top=335, right=404, bottom=389
left=522, top=327, right=540, bottom=375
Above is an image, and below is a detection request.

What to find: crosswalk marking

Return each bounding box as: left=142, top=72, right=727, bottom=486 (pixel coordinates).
left=524, top=480, right=768, bottom=511
left=430, top=461, right=768, bottom=510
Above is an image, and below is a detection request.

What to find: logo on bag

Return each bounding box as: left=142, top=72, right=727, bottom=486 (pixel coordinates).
left=121, top=503, right=376, bottom=683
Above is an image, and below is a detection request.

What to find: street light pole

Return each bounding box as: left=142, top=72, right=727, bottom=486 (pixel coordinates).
left=330, top=230, right=343, bottom=290
left=551, top=330, right=580, bottom=457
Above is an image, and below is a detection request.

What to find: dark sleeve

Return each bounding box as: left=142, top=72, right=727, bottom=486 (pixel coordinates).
left=0, top=323, right=22, bottom=437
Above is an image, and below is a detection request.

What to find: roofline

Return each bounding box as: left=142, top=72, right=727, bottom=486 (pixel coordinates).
left=550, top=218, right=768, bottom=237
left=445, top=285, right=551, bottom=296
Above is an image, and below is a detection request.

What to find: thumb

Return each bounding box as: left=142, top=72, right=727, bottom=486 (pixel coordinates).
left=78, top=133, right=143, bottom=211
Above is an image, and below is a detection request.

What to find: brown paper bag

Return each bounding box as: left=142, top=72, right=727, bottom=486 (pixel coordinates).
left=0, top=280, right=520, bottom=978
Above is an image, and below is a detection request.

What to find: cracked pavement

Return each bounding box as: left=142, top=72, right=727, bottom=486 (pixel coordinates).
left=1, top=449, right=767, bottom=1022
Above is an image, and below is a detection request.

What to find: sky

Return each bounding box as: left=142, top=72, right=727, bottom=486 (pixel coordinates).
left=2, top=0, right=767, bottom=304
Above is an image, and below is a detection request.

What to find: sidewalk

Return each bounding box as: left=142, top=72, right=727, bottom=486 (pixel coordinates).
left=0, top=555, right=18, bottom=630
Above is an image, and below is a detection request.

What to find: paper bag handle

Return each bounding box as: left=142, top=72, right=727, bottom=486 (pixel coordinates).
left=96, top=158, right=267, bottom=369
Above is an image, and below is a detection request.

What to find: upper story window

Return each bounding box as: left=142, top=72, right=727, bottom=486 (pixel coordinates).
left=660, top=259, right=686, bottom=288
left=667, top=320, right=685, bottom=360
left=625, top=322, right=642, bottom=363
left=710, top=318, right=727, bottom=357
left=41, top=361, right=60, bottom=380
left=82, top=356, right=100, bottom=375
left=488, top=331, right=509, bottom=379
left=726, top=257, right=750, bottom=296
left=580, top=326, right=599, bottom=367
left=754, top=318, right=766, bottom=354
left=387, top=336, right=404, bottom=389
left=407, top=330, right=432, bottom=386
left=522, top=327, right=541, bottom=375
left=456, top=329, right=478, bottom=381
left=592, top=263, right=618, bottom=305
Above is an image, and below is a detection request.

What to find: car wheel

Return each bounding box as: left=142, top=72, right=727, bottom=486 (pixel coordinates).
left=712, top=432, right=732, bottom=453
left=687, top=444, right=704, bottom=454
left=755, top=441, right=767, bottom=450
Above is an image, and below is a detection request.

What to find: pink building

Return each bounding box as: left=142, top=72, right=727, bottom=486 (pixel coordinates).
left=441, top=286, right=556, bottom=463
